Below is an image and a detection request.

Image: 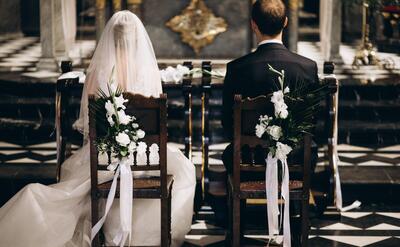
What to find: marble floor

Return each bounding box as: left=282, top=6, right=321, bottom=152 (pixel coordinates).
left=0, top=140, right=399, bottom=246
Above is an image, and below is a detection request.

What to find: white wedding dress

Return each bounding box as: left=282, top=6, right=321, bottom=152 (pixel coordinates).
left=0, top=11, right=196, bottom=247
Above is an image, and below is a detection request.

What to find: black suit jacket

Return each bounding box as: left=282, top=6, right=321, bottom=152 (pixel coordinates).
left=221, top=43, right=319, bottom=173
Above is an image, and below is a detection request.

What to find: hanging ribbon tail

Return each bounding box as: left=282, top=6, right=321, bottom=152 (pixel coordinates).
left=91, top=166, right=121, bottom=240
left=266, top=154, right=279, bottom=237
left=333, top=147, right=361, bottom=212
left=117, top=158, right=133, bottom=246
left=281, top=159, right=291, bottom=247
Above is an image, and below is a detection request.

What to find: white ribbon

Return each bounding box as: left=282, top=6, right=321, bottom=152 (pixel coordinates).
left=91, top=157, right=133, bottom=247
left=265, top=154, right=291, bottom=247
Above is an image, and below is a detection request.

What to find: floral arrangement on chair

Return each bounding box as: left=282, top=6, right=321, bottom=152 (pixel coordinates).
left=254, top=64, right=327, bottom=247
left=89, top=68, right=159, bottom=246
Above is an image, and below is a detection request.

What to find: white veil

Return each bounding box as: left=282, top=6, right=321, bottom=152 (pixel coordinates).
left=76, top=10, right=163, bottom=140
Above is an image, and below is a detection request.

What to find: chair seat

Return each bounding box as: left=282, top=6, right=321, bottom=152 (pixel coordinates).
left=97, top=175, right=174, bottom=199
left=229, top=176, right=303, bottom=199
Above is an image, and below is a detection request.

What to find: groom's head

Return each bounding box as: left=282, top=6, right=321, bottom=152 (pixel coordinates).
left=251, top=0, right=287, bottom=40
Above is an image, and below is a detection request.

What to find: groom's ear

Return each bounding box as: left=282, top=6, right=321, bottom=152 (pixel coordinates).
left=251, top=19, right=258, bottom=33
left=283, top=17, right=288, bottom=28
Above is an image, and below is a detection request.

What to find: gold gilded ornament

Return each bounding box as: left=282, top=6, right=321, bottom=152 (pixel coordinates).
left=166, top=0, right=228, bottom=54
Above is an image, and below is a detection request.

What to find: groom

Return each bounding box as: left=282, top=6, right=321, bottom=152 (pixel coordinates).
left=222, top=0, right=319, bottom=174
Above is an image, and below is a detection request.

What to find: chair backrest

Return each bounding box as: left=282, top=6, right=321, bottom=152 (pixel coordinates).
left=89, top=93, right=168, bottom=196
left=232, top=94, right=312, bottom=192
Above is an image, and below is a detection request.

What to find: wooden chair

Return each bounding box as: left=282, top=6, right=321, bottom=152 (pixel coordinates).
left=89, top=93, right=173, bottom=247
left=227, top=95, right=312, bottom=247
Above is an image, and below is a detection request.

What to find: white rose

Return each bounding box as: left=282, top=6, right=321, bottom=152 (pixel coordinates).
left=117, top=110, right=132, bottom=125
left=136, top=129, right=145, bottom=139
left=176, top=64, right=190, bottom=76
left=132, top=123, right=139, bottom=128
left=279, top=108, right=289, bottom=119
left=267, top=125, right=282, bottom=141
left=115, top=132, right=130, bottom=147
left=114, top=94, right=128, bottom=109
left=137, top=142, right=147, bottom=155
left=255, top=124, right=266, bottom=138
left=275, top=142, right=292, bottom=160
left=274, top=101, right=288, bottom=119
left=105, top=100, right=115, bottom=116
left=160, top=66, right=175, bottom=82
left=271, top=90, right=284, bottom=104
left=172, top=70, right=183, bottom=83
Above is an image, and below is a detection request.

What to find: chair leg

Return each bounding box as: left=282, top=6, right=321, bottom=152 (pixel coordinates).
left=91, top=196, right=100, bottom=247
left=161, top=197, right=169, bottom=247
left=232, top=197, right=241, bottom=247
left=240, top=199, right=246, bottom=242
left=301, top=198, right=310, bottom=246
left=226, top=188, right=232, bottom=246
left=168, top=189, right=172, bottom=246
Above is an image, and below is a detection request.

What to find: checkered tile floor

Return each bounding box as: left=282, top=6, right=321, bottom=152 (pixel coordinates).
left=0, top=36, right=95, bottom=75
left=1, top=140, right=400, bottom=246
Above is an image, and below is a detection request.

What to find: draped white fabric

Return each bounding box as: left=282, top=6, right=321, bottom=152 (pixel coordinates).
left=0, top=11, right=195, bottom=247
left=75, top=10, right=162, bottom=141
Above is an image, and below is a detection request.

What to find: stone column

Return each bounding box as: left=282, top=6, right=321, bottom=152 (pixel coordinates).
left=127, top=0, right=143, bottom=20
left=96, top=0, right=107, bottom=41
left=37, top=0, right=62, bottom=71
left=37, top=0, right=76, bottom=71
left=320, top=0, right=342, bottom=63
left=283, top=0, right=299, bottom=52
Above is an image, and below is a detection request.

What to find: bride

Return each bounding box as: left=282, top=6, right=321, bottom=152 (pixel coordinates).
left=0, top=11, right=196, bottom=247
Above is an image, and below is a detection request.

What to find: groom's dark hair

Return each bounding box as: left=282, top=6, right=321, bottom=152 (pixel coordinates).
left=252, top=0, right=286, bottom=36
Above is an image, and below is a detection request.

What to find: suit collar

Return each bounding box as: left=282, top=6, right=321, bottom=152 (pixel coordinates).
left=256, top=42, right=287, bottom=52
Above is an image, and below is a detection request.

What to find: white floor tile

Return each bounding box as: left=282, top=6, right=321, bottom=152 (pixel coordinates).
left=185, top=234, right=225, bottom=246
left=367, top=223, right=400, bottom=230
left=320, top=223, right=362, bottom=230
left=319, top=236, right=390, bottom=247
left=358, top=160, right=394, bottom=166
left=341, top=212, right=373, bottom=219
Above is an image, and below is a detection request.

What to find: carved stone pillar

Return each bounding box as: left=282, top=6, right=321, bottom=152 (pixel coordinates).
left=37, top=0, right=64, bottom=71
left=283, top=0, right=299, bottom=52
left=112, top=0, right=122, bottom=12
left=320, top=0, right=342, bottom=63
left=127, top=0, right=143, bottom=19
left=96, top=0, right=106, bottom=41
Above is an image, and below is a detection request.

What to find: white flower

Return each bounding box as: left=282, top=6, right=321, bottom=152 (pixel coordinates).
left=160, top=66, right=175, bottom=82
left=117, top=110, right=132, bottom=125
left=128, top=142, right=136, bottom=152
left=115, top=132, right=130, bottom=147
left=275, top=142, right=292, bottom=160
left=107, top=114, right=115, bottom=127
left=105, top=100, right=116, bottom=116
left=136, top=129, right=145, bottom=139
left=132, top=123, right=139, bottom=128
left=266, top=125, right=282, bottom=141
left=271, top=90, right=284, bottom=104
left=284, top=86, right=290, bottom=94
left=255, top=124, right=266, bottom=138
left=279, top=108, right=289, bottom=119
left=176, top=64, right=190, bottom=76
left=137, top=142, right=147, bottom=155
left=274, top=101, right=289, bottom=119
left=114, top=94, right=128, bottom=109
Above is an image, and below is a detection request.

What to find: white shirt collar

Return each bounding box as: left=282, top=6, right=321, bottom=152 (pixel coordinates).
left=258, top=39, right=283, bottom=46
